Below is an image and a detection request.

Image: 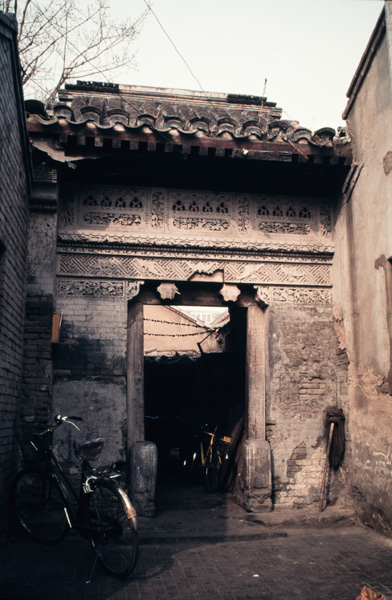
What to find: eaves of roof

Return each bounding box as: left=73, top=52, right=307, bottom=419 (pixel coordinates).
left=343, top=7, right=386, bottom=120
left=27, top=115, right=352, bottom=166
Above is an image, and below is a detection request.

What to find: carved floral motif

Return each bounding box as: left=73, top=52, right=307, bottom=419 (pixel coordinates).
left=254, top=285, right=330, bottom=305
left=219, top=284, right=241, bottom=302
left=58, top=232, right=334, bottom=254
left=57, top=185, right=334, bottom=305
left=258, top=222, right=311, bottom=235
left=151, top=191, right=164, bottom=228
left=58, top=279, right=124, bottom=297
left=84, top=213, right=142, bottom=227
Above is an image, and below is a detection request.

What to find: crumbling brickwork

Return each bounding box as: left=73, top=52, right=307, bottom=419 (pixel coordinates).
left=0, top=15, right=30, bottom=532
left=268, top=305, right=349, bottom=507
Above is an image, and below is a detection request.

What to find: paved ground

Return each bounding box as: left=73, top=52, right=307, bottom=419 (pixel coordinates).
left=1, top=480, right=392, bottom=600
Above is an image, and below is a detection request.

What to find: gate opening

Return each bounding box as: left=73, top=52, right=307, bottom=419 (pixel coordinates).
left=143, top=305, right=246, bottom=489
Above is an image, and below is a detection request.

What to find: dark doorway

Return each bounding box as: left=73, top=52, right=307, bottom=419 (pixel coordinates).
left=144, top=351, right=246, bottom=481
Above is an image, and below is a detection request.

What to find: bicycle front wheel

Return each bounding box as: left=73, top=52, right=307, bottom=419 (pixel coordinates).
left=88, top=481, right=138, bottom=579
left=204, top=446, right=222, bottom=493
left=12, top=468, right=70, bottom=545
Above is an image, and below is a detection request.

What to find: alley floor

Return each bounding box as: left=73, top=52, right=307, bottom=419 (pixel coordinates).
left=1, top=481, right=392, bottom=600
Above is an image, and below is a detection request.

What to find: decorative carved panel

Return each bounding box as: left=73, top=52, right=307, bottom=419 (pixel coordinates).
left=58, top=279, right=124, bottom=298
left=57, top=184, right=334, bottom=306
left=255, top=285, right=331, bottom=306
left=59, top=184, right=332, bottom=248
left=58, top=253, right=331, bottom=286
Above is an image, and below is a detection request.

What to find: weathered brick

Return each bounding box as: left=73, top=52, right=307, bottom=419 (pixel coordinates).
left=0, top=15, right=31, bottom=535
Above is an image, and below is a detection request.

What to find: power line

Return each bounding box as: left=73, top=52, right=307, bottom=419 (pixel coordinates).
left=142, top=0, right=215, bottom=109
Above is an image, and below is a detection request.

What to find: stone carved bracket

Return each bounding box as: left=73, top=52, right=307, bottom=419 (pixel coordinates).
left=219, top=284, right=241, bottom=303
left=127, top=280, right=144, bottom=300
left=157, top=283, right=180, bottom=300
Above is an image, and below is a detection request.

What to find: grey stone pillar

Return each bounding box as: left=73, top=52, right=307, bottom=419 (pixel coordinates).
left=246, top=305, right=266, bottom=439
left=127, top=301, right=145, bottom=448
left=237, top=305, right=272, bottom=512
left=130, top=441, right=158, bottom=518
left=127, top=302, right=158, bottom=516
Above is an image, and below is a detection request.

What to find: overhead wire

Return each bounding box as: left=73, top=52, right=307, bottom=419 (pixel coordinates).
left=142, top=0, right=223, bottom=121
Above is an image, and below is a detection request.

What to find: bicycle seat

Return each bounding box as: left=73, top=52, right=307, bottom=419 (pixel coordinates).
left=73, top=438, right=104, bottom=461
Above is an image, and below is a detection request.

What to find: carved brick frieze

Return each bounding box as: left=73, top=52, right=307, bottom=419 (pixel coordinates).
left=58, top=252, right=330, bottom=287
left=59, top=184, right=333, bottom=249
left=57, top=278, right=332, bottom=305
left=57, top=184, right=334, bottom=304
left=58, top=233, right=334, bottom=254
left=255, top=285, right=331, bottom=306
left=58, top=279, right=125, bottom=298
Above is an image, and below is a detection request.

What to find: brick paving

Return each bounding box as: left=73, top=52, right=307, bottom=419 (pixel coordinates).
left=1, top=482, right=392, bottom=600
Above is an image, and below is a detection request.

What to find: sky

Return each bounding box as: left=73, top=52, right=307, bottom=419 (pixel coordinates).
left=108, top=0, right=384, bottom=131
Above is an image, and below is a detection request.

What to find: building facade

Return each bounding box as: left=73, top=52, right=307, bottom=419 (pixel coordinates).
left=24, top=82, right=351, bottom=514
left=334, top=5, right=392, bottom=535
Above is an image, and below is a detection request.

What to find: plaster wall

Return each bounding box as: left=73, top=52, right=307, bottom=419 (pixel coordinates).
left=334, top=22, right=392, bottom=533
left=27, top=210, right=57, bottom=297
left=52, top=296, right=128, bottom=467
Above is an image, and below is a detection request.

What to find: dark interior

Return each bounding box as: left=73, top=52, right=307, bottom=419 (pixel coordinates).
left=144, top=350, right=246, bottom=481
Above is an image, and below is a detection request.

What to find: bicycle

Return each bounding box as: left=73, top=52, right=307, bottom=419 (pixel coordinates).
left=182, top=425, right=231, bottom=493
left=203, top=428, right=232, bottom=493
left=12, top=415, right=139, bottom=581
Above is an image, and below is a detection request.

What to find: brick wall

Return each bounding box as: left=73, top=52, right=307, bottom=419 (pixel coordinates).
left=267, top=305, right=349, bottom=508
left=0, top=15, right=31, bottom=533
left=18, top=296, right=54, bottom=463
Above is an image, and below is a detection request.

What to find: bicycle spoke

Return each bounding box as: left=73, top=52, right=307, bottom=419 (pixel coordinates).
left=13, top=470, right=69, bottom=545
left=88, top=482, right=138, bottom=578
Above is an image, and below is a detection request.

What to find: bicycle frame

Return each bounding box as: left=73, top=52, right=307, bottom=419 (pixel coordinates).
left=31, top=432, right=87, bottom=529
left=29, top=426, right=128, bottom=533
left=201, top=430, right=216, bottom=466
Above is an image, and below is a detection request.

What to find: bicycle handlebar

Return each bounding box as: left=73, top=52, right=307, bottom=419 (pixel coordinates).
left=33, top=415, right=83, bottom=437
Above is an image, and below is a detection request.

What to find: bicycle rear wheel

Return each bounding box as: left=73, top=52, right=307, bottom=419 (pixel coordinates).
left=12, top=468, right=70, bottom=545
left=88, top=481, right=138, bottom=579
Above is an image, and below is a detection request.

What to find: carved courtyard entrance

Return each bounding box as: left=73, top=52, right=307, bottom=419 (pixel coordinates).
left=127, top=282, right=271, bottom=513
left=52, top=182, right=337, bottom=515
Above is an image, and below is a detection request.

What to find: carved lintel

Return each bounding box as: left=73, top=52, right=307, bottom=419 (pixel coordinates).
left=127, top=280, right=144, bottom=300
left=157, top=282, right=180, bottom=300
left=254, top=286, right=271, bottom=307
left=219, top=284, right=241, bottom=303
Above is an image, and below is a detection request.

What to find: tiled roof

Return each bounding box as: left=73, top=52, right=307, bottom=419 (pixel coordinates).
left=26, top=82, right=351, bottom=152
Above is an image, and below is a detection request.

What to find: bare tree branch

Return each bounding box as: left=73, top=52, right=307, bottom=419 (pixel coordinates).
left=12, top=0, right=148, bottom=100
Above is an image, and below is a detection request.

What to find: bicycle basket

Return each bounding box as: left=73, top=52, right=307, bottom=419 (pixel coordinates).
left=73, top=438, right=104, bottom=461
left=17, top=432, right=48, bottom=467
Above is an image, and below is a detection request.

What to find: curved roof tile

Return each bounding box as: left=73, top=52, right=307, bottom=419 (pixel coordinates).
left=27, top=82, right=351, bottom=149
